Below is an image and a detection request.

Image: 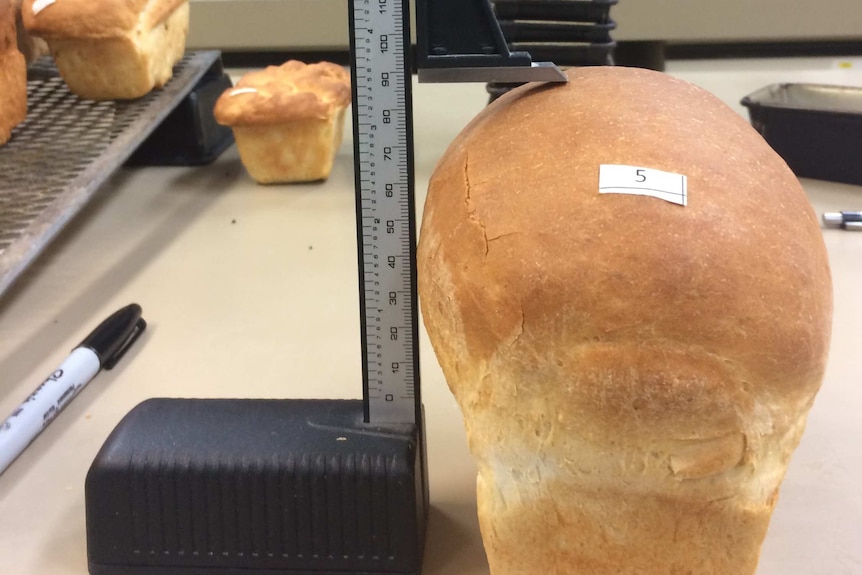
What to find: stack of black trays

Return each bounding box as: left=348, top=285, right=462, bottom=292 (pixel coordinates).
left=487, top=0, right=617, bottom=101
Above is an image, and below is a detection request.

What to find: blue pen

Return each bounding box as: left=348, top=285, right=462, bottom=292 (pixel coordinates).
left=823, top=211, right=862, bottom=230
left=0, top=304, right=146, bottom=475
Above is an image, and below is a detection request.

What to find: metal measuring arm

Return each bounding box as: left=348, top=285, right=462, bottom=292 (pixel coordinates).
left=416, top=0, right=568, bottom=83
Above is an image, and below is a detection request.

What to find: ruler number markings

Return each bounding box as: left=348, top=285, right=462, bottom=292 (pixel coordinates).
left=351, top=0, right=418, bottom=423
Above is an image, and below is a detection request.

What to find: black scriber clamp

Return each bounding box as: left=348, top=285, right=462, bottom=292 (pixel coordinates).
left=417, top=0, right=568, bottom=83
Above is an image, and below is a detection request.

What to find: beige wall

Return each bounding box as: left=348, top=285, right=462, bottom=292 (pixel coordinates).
left=186, top=0, right=862, bottom=51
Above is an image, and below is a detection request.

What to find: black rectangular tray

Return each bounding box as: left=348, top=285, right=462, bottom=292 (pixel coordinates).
left=499, top=19, right=616, bottom=43
left=509, top=40, right=616, bottom=65
left=742, top=83, right=862, bottom=186
left=493, top=0, right=618, bottom=23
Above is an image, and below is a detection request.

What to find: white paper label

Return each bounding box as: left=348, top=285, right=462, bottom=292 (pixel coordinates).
left=32, top=0, right=56, bottom=16
left=599, top=164, right=688, bottom=206
left=229, top=87, right=258, bottom=96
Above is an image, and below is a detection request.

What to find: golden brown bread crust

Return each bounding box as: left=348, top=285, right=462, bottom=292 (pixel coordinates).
left=1, top=0, right=27, bottom=145
left=20, top=0, right=188, bottom=100
left=214, top=61, right=351, bottom=184
left=214, top=60, right=351, bottom=127
left=418, top=66, right=832, bottom=574
left=21, top=0, right=187, bottom=40
left=229, top=109, right=348, bottom=184
left=1, top=0, right=15, bottom=49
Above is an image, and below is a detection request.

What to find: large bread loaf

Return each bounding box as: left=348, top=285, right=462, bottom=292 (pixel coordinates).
left=418, top=66, right=832, bottom=575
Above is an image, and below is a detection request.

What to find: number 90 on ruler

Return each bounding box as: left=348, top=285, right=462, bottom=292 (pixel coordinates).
left=349, top=0, right=420, bottom=426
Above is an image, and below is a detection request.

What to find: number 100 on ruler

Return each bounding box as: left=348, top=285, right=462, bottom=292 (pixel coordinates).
left=349, top=0, right=420, bottom=425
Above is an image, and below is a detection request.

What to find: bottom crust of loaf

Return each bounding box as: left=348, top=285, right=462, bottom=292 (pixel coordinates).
left=231, top=108, right=347, bottom=184
left=477, top=473, right=775, bottom=575
left=0, top=48, right=27, bottom=146
left=47, top=3, right=189, bottom=101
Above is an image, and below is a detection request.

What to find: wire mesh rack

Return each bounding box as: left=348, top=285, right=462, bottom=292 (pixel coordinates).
left=0, top=50, right=222, bottom=298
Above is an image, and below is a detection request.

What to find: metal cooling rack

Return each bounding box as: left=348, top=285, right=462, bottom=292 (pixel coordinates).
left=0, top=50, right=222, bottom=298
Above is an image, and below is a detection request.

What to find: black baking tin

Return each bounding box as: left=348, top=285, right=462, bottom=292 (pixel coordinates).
left=493, top=0, right=618, bottom=23
left=742, top=83, right=862, bottom=186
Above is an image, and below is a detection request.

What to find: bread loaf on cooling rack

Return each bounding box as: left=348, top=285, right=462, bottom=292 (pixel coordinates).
left=21, top=0, right=189, bottom=100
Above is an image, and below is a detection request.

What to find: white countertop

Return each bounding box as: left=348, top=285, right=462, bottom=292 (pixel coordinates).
left=1, top=57, right=861, bottom=574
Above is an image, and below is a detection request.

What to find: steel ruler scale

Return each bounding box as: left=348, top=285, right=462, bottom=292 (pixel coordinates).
left=349, top=0, right=420, bottom=425
left=349, top=0, right=564, bottom=428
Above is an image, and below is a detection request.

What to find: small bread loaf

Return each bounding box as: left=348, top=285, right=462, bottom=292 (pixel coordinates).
left=214, top=60, right=351, bottom=184
left=21, top=0, right=189, bottom=100
left=418, top=67, right=832, bottom=574
left=1, top=0, right=27, bottom=145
